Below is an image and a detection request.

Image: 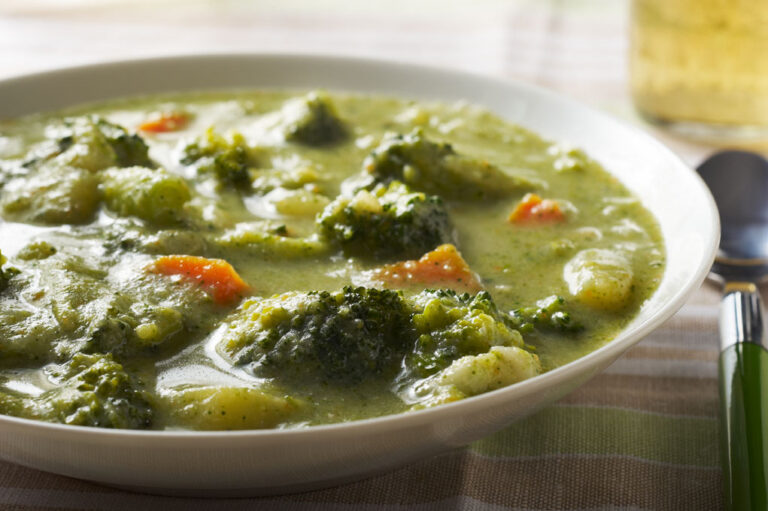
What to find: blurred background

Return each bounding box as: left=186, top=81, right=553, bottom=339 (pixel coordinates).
left=4, top=0, right=767, bottom=157
left=0, top=1, right=654, bottom=146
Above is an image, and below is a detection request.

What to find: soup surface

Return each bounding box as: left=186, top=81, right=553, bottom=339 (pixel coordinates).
left=0, top=91, right=664, bottom=430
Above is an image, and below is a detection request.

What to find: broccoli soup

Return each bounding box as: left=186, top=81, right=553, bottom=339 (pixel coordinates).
left=0, top=91, right=664, bottom=430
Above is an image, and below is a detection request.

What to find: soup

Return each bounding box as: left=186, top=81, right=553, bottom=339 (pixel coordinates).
left=0, top=91, right=664, bottom=430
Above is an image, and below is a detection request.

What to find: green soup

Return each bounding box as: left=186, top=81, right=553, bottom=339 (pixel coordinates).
left=0, top=91, right=664, bottom=430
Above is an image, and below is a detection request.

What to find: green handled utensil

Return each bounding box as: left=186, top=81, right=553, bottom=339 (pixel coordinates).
left=698, top=151, right=768, bottom=510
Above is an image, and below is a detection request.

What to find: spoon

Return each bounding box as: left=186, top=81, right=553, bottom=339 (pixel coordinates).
left=697, top=150, right=768, bottom=511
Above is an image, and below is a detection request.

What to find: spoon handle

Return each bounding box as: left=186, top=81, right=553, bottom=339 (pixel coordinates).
left=719, top=285, right=768, bottom=510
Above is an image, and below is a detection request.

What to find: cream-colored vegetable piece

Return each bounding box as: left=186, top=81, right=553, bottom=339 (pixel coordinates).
left=162, top=386, right=300, bottom=430
left=412, top=346, right=541, bottom=407
left=268, top=188, right=331, bottom=217
left=563, top=248, right=633, bottom=310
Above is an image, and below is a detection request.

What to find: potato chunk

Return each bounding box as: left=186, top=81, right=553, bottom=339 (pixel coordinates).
left=101, top=166, right=191, bottom=225
left=269, top=188, right=330, bottom=217
left=216, top=221, right=330, bottom=258
left=563, top=248, right=633, bottom=310
left=163, top=386, right=300, bottom=430
left=2, top=165, right=99, bottom=224
left=411, top=346, right=541, bottom=407
left=439, top=346, right=541, bottom=395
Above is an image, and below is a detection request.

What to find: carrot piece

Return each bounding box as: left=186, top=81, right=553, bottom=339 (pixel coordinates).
left=370, top=244, right=482, bottom=293
left=138, top=112, right=191, bottom=133
left=508, top=193, right=565, bottom=224
left=149, top=255, right=249, bottom=305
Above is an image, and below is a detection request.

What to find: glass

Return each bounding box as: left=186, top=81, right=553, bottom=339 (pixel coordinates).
left=630, top=0, right=768, bottom=143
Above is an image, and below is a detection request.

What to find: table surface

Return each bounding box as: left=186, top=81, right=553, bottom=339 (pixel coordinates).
left=0, top=1, right=751, bottom=509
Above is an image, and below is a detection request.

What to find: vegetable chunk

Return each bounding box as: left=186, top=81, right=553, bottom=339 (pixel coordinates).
left=0, top=253, right=223, bottom=363
left=250, top=165, right=321, bottom=195
left=563, top=248, right=633, bottom=310
left=162, top=386, right=300, bottom=430
left=363, top=130, right=525, bottom=200
left=367, top=243, right=482, bottom=293
left=219, top=287, right=413, bottom=385
left=2, top=165, right=100, bottom=224
left=509, top=193, right=565, bottom=224
left=0, top=353, right=154, bottom=429
left=40, top=353, right=153, bottom=428
left=216, top=222, right=330, bottom=258
left=101, top=166, right=191, bottom=225
left=220, top=286, right=535, bottom=390
left=16, top=241, right=57, bottom=261
left=181, top=128, right=255, bottom=189
left=41, top=116, right=153, bottom=171
left=149, top=255, right=249, bottom=305
left=318, top=181, right=456, bottom=260
left=83, top=271, right=222, bottom=357
left=267, top=188, right=330, bottom=217
left=411, top=346, right=541, bottom=407
left=281, top=92, right=347, bottom=146
left=408, top=289, right=525, bottom=377
left=508, top=294, right=583, bottom=334
left=439, top=346, right=541, bottom=395
left=139, top=111, right=191, bottom=133
left=0, top=250, right=17, bottom=292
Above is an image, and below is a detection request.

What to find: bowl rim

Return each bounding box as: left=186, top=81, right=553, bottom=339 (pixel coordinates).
left=0, top=52, right=720, bottom=441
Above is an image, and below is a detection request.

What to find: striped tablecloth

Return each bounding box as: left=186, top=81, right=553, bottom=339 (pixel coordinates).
left=0, top=1, right=732, bottom=509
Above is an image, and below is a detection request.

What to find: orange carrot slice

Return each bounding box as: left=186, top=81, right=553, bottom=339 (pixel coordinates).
left=508, top=193, right=565, bottom=224
left=149, top=255, right=249, bottom=305
left=370, top=244, right=482, bottom=293
left=138, top=112, right=191, bottom=133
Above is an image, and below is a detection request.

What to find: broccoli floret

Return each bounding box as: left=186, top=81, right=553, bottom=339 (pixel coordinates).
left=93, top=117, right=154, bottom=168
left=37, top=353, right=152, bottom=428
left=362, top=130, right=527, bottom=200
left=0, top=353, right=153, bottom=428
left=37, top=116, right=152, bottom=171
left=219, top=286, right=413, bottom=385
left=0, top=386, right=26, bottom=418
left=281, top=92, right=347, bottom=146
left=0, top=251, right=9, bottom=290
left=181, top=128, right=255, bottom=189
left=219, top=286, right=531, bottom=386
left=0, top=250, right=18, bottom=293
left=507, top=295, right=583, bottom=334
left=101, top=166, right=191, bottom=226
left=407, top=289, right=525, bottom=378
left=317, top=181, right=456, bottom=260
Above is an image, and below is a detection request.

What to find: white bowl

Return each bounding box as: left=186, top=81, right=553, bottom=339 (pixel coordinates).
left=0, top=54, right=718, bottom=496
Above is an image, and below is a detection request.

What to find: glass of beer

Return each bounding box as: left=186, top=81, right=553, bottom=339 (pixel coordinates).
left=630, top=0, right=768, bottom=143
